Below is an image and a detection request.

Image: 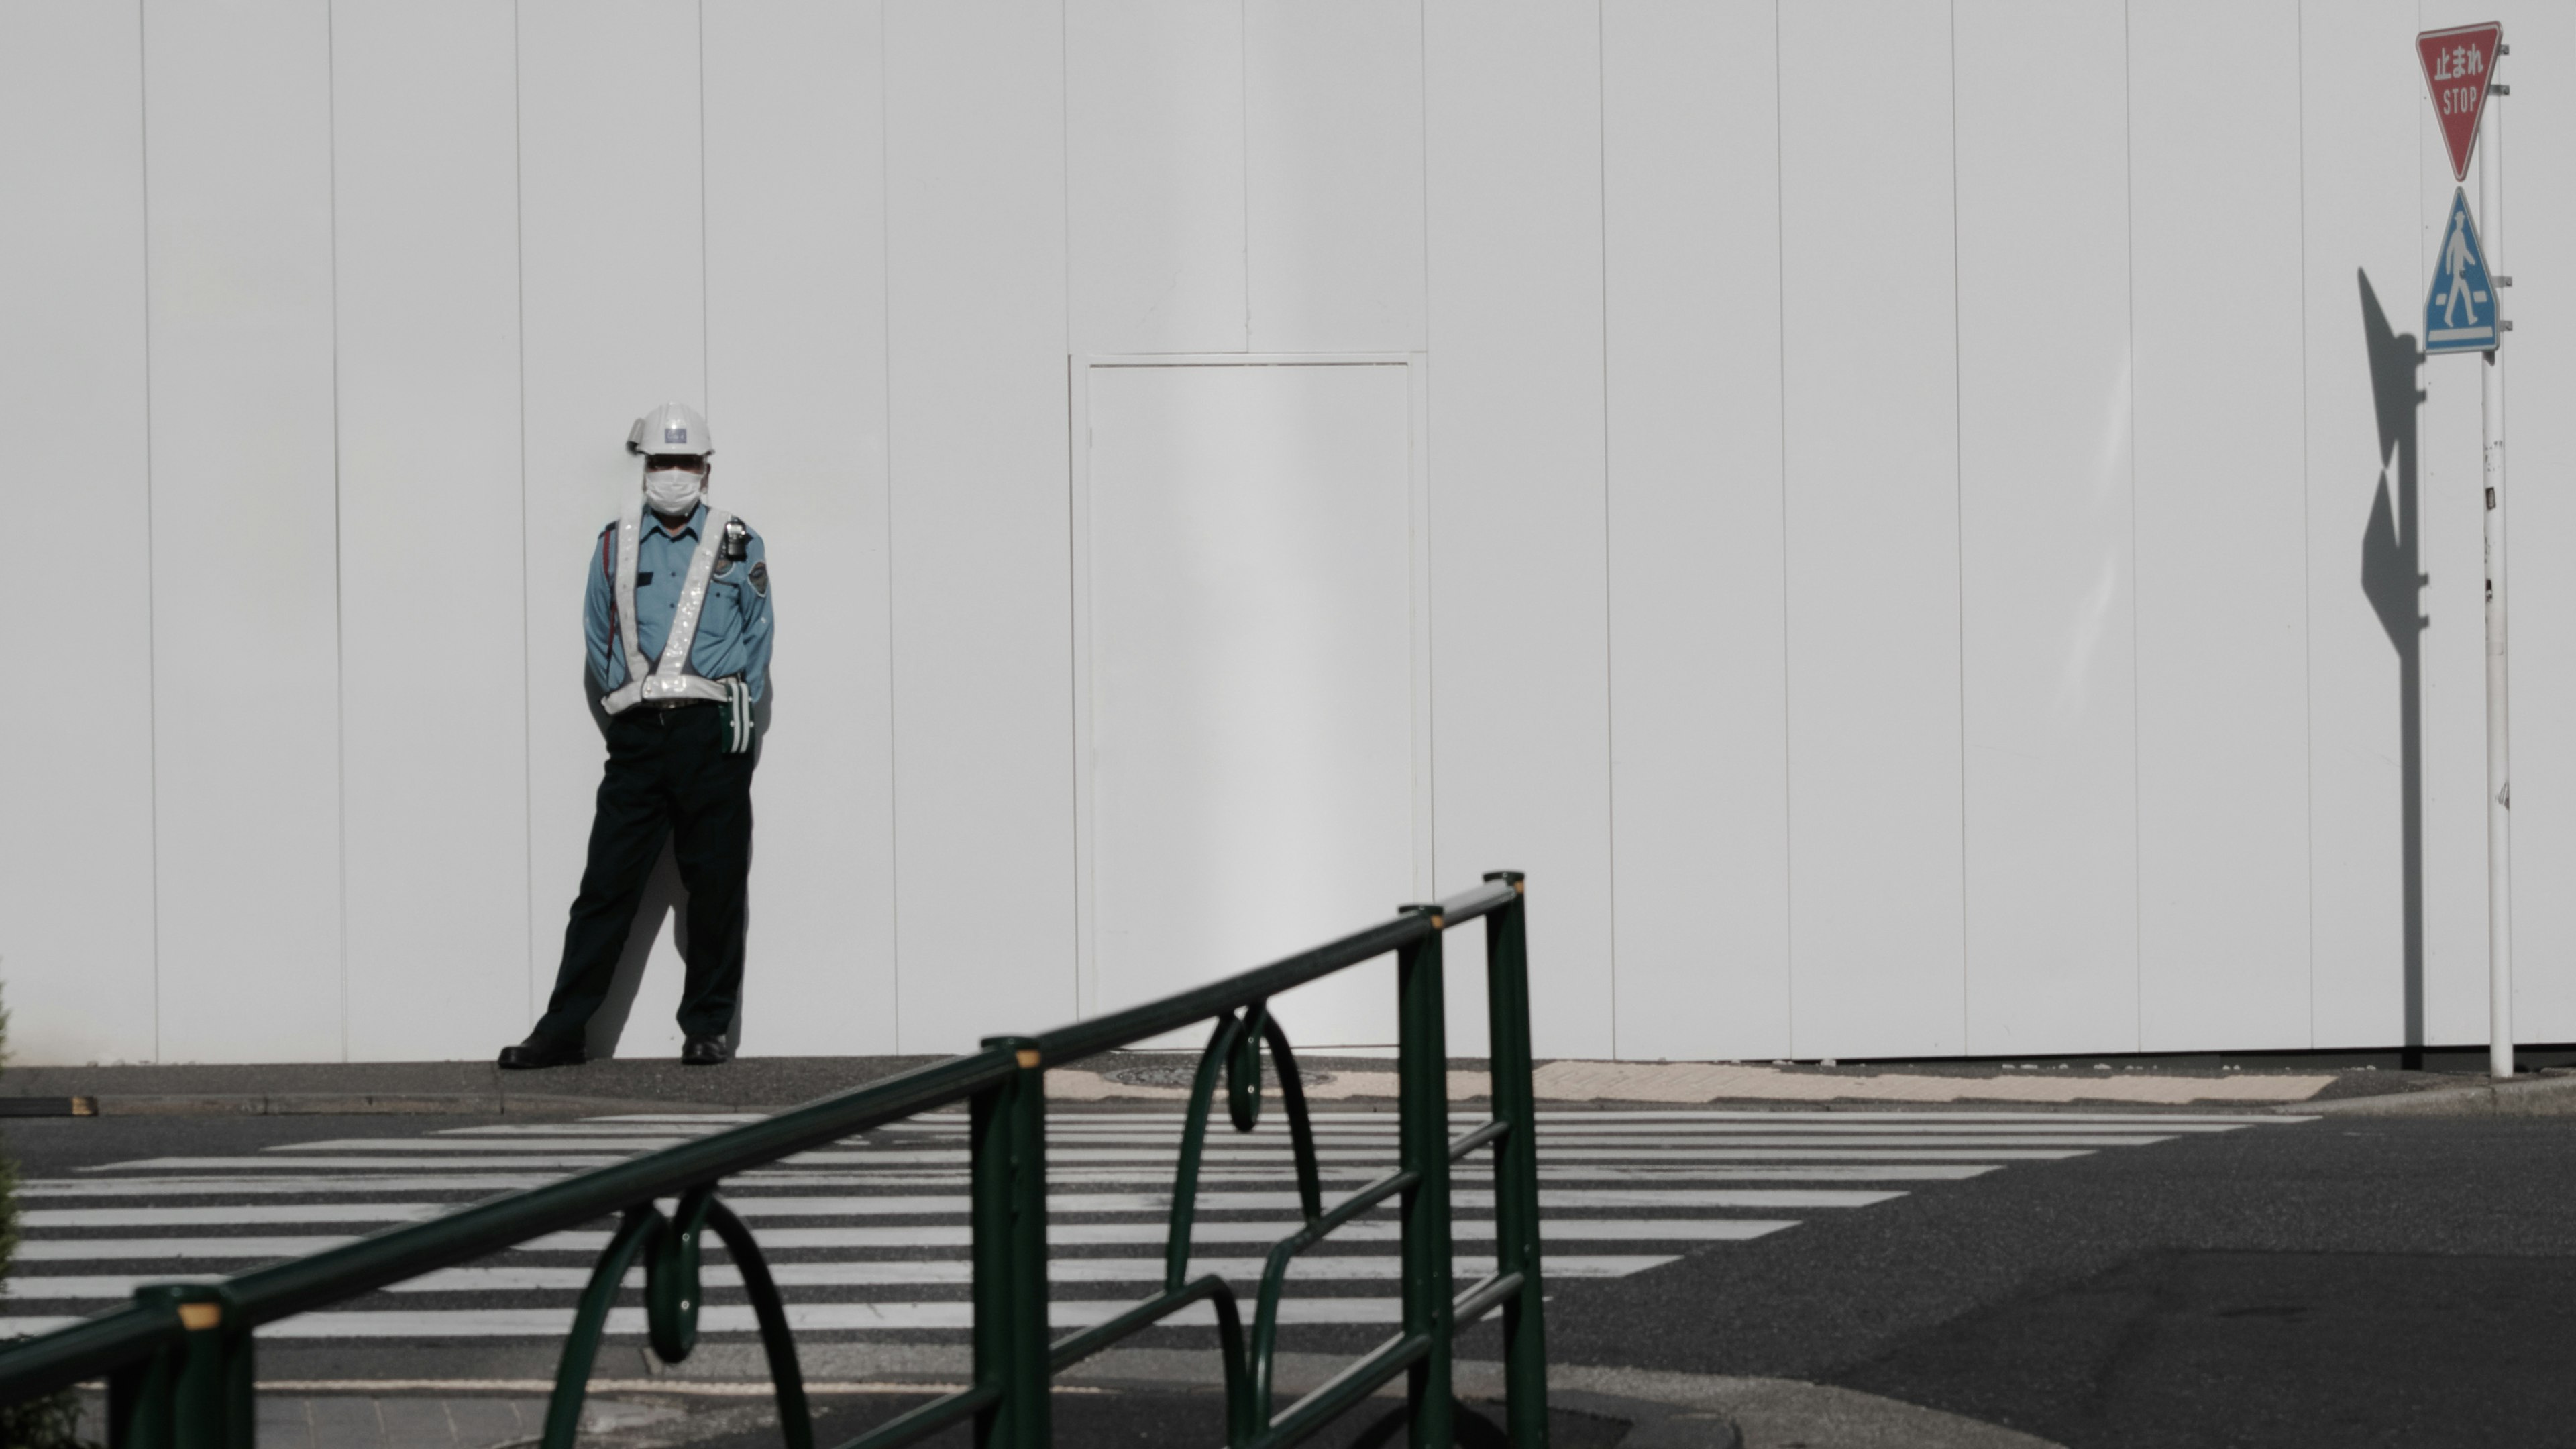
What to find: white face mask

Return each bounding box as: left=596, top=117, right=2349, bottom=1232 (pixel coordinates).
left=643, top=464, right=704, bottom=516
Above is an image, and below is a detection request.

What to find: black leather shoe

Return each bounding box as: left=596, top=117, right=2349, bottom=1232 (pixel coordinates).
left=497, top=1034, right=586, bottom=1070
left=680, top=1034, right=733, bottom=1066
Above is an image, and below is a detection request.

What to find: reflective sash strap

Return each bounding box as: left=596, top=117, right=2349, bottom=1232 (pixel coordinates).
left=646, top=506, right=731, bottom=701
left=604, top=498, right=651, bottom=715
left=602, top=502, right=733, bottom=714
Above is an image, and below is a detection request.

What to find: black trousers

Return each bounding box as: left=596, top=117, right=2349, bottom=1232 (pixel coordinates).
left=536, top=704, right=756, bottom=1044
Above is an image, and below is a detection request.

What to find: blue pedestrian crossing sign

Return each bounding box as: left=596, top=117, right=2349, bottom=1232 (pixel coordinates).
left=2424, top=187, right=2499, bottom=354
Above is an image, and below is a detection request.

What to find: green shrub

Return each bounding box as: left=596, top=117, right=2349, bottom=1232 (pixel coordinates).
left=0, top=989, right=91, bottom=1448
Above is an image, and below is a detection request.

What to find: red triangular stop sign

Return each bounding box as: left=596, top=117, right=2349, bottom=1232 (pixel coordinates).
left=2419, top=23, right=2503, bottom=180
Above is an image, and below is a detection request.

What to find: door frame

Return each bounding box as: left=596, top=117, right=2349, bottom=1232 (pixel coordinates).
left=1067, top=352, right=1434, bottom=1024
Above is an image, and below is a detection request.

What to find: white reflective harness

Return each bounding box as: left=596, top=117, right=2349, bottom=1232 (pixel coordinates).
left=603, top=497, right=737, bottom=715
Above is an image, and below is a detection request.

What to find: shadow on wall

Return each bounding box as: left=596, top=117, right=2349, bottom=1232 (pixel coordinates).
left=586, top=845, right=685, bottom=1057
left=2357, top=268, right=2428, bottom=1068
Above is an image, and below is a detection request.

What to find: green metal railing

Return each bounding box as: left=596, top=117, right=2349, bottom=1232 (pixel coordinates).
left=0, top=871, right=1545, bottom=1449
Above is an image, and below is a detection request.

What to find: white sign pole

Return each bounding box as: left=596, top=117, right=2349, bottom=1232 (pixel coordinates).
left=2479, top=77, right=2514, bottom=1081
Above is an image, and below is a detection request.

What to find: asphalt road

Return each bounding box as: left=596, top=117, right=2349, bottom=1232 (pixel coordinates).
left=11, top=1109, right=2574, bottom=1448
left=1542, top=1112, right=2576, bottom=1446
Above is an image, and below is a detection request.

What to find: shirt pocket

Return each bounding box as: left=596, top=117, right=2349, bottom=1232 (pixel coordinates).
left=696, top=575, right=745, bottom=646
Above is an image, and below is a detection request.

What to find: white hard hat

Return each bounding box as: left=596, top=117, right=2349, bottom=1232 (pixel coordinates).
left=627, top=402, right=714, bottom=458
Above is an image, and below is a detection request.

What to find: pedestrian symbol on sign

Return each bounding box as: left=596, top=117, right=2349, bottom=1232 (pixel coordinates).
left=2424, top=188, right=2498, bottom=354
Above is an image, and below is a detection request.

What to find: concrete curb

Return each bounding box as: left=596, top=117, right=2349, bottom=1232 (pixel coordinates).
left=2286, top=1071, right=2576, bottom=1116
left=85, top=1092, right=736, bottom=1118
left=641, top=1348, right=2041, bottom=1448
left=250, top=1342, right=2065, bottom=1448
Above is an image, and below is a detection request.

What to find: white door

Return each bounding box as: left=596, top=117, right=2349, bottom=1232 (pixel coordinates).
left=1076, top=358, right=1428, bottom=1048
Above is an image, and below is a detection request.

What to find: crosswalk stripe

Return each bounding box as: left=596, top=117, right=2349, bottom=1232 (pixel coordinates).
left=89, top=1157, right=639, bottom=1172
left=798, top=1147, right=2084, bottom=1164
left=1012, top=1121, right=2238, bottom=1136
left=21, top=1187, right=1898, bottom=1230
left=82, top=1147, right=2081, bottom=1171
left=268, top=1129, right=2173, bottom=1155
left=19, top=1163, right=2000, bottom=1197
left=20, top=1237, right=360, bottom=1262
left=0, top=1298, right=1410, bottom=1340
left=851, top=1134, right=2169, bottom=1150
left=3, top=1253, right=1681, bottom=1301
left=14, top=1217, right=1796, bottom=1265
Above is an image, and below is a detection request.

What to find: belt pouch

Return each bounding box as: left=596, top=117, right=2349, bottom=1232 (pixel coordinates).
left=718, top=678, right=755, bottom=755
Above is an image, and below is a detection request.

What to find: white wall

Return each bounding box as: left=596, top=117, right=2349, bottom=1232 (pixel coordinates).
left=332, top=0, right=530, bottom=1061
left=1778, top=1, right=1965, bottom=1060
left=1955, top=0, right=2138, bottom=1057
left=704, top=0, right=898, bottom=1055
left=0, top=1, right=155, bottom=1065
left=1601, top=0, right=1790, bottom=1062
left=884, top=1, right=1075, bottom=1049
left=7, top=1, right=2569, bottom=1066
left=141, top=0, right=345, bottom=1063
left=1425, top=0, right=1616, bottom=1059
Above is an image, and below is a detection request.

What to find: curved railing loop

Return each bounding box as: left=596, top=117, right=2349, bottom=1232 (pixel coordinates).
left=1163, top=1008, right=1248, bottom=1293
left=546, top=1185, right=818, bottom=1449
left=1256, top=1014, right=1326, bottom=1224
left=700, top=1196, right=817, bottom=1449
left=646, top=1183, right=718, bottom=1364
left=542, top=1203, right=665, bottom=1449
left=1226, top=999, right=1268, bottom=1132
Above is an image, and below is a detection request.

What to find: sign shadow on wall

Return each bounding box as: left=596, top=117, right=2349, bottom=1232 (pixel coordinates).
left=2356, top=270, right=2428, bottom=1067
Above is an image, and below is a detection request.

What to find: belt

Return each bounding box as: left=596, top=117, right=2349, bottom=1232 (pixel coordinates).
left=623, top=699, right=712, bottom=720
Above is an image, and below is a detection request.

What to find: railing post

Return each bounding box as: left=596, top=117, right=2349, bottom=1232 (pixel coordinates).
left=113, top=1285, right=250, bottom=1449
left=1481, top=871, right=1549, bottom=1449
left=975, top=1037, right=1053, bottom=1449
left=1395, top=905, right=1454, bottom=1449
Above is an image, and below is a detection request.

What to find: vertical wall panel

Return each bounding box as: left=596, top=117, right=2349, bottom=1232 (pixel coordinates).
left=1424, top=0, right=1615, bottom=1059
left=1083, top=363, right=1421, bottom=1043
left=1601, top=0, right=1790, bottom=1061
left=1955, top=1, right=2138, bottom=1055
left=1066, top=0, right=1244, bottom=354
left=1778, top=1, right=1964, bottom=1059
left=885, top=1, right=1074, bottom=1050
left=2131, top=1, right=2311, bottom=1050
left=144, top=0, right=344, bottom=1062
left=1244, top=0, right=1426, bottom=353
left=2300, top=0, right=2428, bottom=1049
left=2463, top=1, right=2576, bottom=1042
left=704, top=0, right=898, bottom=1055
left=332, top=0, right=529, bottom=1061
left=517, top=0, right=707, bottom=1057
left=0, top=3, right=154, bottom=1065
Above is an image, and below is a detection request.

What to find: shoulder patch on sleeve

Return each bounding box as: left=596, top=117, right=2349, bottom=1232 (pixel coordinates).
left=749, top=559, right=768, bottom=597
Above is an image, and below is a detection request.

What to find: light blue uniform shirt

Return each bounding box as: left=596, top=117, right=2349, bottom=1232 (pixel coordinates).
left=584, top=502, right=774, bottom=703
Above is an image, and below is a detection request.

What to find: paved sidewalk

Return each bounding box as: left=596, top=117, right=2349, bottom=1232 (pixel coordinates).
left=1050, top=1059, right=2337, bottom=1105
left=75, top=1353, right=2048, bottom=1449
left=0, top=1053, right=2380, bottom=1116
left=72, top=1391, right=677, bottom=1449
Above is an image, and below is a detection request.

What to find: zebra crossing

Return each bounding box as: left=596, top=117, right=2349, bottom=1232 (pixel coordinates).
left=0, top=1106, right=2302, bottom=1340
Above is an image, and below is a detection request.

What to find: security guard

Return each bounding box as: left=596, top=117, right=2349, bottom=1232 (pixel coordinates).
left=500, top=402, right=774, bottom=1069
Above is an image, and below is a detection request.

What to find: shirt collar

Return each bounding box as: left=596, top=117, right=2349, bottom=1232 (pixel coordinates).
left=648, top=500, right=707, bottom=540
